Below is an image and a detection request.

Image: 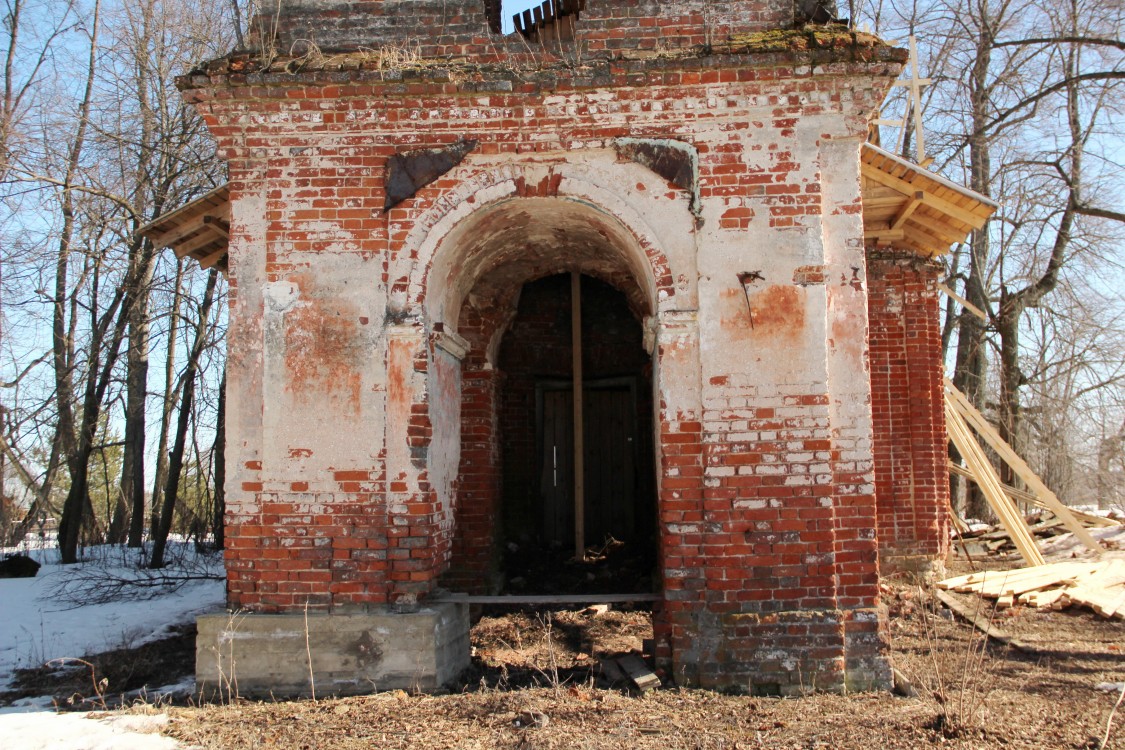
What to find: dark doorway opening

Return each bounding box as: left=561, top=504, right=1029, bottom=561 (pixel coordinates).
left=497, top=273, right=656, bottom=595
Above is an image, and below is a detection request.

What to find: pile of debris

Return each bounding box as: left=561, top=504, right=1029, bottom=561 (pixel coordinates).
left=938, top=558, right=1125, bottom=618
left=953, top=509, right=1120, bottom=557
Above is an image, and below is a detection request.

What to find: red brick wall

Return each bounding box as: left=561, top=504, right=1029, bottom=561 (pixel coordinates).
left=185, top=30, right=906, bottom=691
left=866, top=251, right=950, bottom=571
left=441, top=304, right=504, bottom=594
left=266, top=0, right=794, bottom=61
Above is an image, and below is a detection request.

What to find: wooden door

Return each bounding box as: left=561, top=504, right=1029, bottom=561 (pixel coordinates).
left=537, top=378, right=638, bottom=547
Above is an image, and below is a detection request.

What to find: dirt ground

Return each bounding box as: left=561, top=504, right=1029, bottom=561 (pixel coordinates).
left=155, top=572, right=1125, bottom=750
left=7, top=550, right=1125, bottom=748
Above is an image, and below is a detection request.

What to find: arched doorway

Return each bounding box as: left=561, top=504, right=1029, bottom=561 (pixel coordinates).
left=421, top=196, right=664, bottom=598
left=496, top=272, right=656, bottom=594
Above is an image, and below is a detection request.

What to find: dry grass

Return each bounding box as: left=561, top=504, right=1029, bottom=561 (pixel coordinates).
left=5, top=575, right=1124, bottom=748
left=159, top=586, right=1125, bottom=749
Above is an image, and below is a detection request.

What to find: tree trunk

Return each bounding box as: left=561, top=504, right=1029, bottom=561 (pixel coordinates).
left=150, top=268, right=219, bottom=569
left=54, top=0, right=103, bottom=564
left=121, top=241, right=159, bottom=547
left=211, top=368, right=226, bottom=550
left=150, top=260, right=185, bottom=541
left=950, top=6, right=996, bottom=522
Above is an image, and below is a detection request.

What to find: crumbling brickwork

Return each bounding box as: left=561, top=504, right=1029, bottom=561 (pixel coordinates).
left=180, top=0, right=931, bottom=694
left=270, top=0, right=794, bottom=59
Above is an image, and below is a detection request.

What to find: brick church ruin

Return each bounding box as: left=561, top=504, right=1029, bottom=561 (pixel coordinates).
left=143, top=0, right=996, bottom=696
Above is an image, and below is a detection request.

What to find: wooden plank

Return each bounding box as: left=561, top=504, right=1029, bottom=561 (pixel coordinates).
left=197, top=245, right=229, bottom=270
left=941, top=562, right=1093, bottom=593
left=1020, top=588, right=1067, bottom=609
left=950, top=462, right=1119, bottom=527
left=938, top=283, right=987, bottom=321
left=202, top=215, right=230, bottom=239
left=864, top=228, right=905, bottom=241
left=975, top=570, right=1081, bottom=598
left=934, top=590, right=1029, bottom=649
left=136, top=184, right=229, bottom=238
left=1069, top=508, right=1121, bottom=528
left=571, top=272, right=585, bottom=560
left=173, top=230, right=224, bottom=258
left=905, top=208, right=972, bottom=243
left=599, top=658, right=626, bottom=684
left=946, top=381, right=1103, bottom=553
left=618, top=653, right=661, bottom=692
left=945, top=397, right=1046, bottom=566
left=428, top=593, right=660, bottom=604
left=1063, top=585, right=1125, bottom=618
left=146, top=201, right=231, bottom=247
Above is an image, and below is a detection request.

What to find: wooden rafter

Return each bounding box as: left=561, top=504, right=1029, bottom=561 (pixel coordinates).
left=860, top=143, right=998, bottom=257
left=890, top=191, right=924, bottom=230
left=136, top=184, right=230, bottom=272
left=862, top=164, right=990, bottom=229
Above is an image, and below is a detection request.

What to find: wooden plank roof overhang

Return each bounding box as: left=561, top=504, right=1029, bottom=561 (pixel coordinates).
left=137, top=145, right=996, bottom=273
left=136, top=184, right=230, bottom=272
left=861, top=143, right=998, bottom=257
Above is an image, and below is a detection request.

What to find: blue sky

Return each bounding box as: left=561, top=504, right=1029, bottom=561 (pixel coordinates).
left=501, top=0, right=545, bottom=34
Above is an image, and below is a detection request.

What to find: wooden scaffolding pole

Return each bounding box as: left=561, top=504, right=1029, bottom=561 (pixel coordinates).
left=945, top=396, right=1046, bottom=567
left=571, top=272, right=585, bottom=560
left=945, top=380, right=1102, bottom=554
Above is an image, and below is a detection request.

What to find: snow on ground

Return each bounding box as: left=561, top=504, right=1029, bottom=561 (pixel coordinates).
left=0, top=710, right=181, bottom=749
left=0, top=542, right=225, bottom=689
left=0, top=541, right=225, bottom=749
left=1040, top=523, right=1125, bottom=560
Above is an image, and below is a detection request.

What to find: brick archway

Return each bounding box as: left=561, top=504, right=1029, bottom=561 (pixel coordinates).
left=411, top=192, right=692, bottom=598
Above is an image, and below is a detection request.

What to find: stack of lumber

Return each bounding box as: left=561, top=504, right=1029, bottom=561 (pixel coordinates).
left=937, top=559, right=1125, bottom=618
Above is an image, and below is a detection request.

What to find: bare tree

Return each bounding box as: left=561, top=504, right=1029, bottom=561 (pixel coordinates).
left=859, top=0, right=1125, bottom=519
left=150, top=267, right=219, bottom=568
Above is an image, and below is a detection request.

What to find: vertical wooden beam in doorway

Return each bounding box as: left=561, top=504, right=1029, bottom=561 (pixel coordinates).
left=571, top=272, right=585, bottom=560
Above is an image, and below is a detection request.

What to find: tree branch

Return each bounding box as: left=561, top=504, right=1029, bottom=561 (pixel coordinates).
left=993, top=36, right=1125, bottom=51
left=988, top=71, right=1125, bottom=130
left=1075, top=203, right=1125, bottom=223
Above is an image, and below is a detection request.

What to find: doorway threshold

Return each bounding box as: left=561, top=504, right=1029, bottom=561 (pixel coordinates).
left=429, top=593, right=661, bottom=605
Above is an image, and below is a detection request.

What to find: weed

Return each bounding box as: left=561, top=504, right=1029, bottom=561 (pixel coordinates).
left=917, top=583, right=997, bottom=736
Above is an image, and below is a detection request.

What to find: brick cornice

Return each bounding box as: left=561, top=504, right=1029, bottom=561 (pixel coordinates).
left=177, top=32, right=907, bottom=96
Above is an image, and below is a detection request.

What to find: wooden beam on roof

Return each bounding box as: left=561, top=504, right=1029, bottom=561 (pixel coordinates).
left=891, top=191, right=924, bottom=230
left=198, top=245, right=228, bottom=270
left=202, top=215, right=230, bottom=239
left=173, top=230, right=223, bottom=258
left=136, top=184, right=229, bottom=236
left=147, top=202, right=231, bottom=248
left=864, top=227, right=905, bottom=244
left=902, top=217, right=969, bottom=248
left=861, top=162, right=991, bottom=229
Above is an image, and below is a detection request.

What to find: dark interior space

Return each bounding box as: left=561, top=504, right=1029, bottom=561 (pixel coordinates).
left=497, top=273, right=656, bottom=594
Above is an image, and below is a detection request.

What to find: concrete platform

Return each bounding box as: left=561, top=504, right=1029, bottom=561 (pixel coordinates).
left=196, top=604, right=470, bottom=698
